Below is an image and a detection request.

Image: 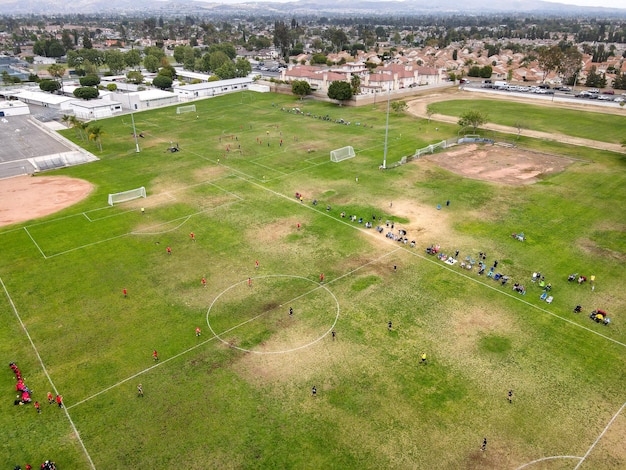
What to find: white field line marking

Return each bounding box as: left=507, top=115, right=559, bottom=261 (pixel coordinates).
left=515, top=456, right=582, bottom=469
left=71, top=249, right=399, bottom=406
left=23, top=226, right=46, bottom=259
left=207, top=274, right=340, bottom=355
left=402, top=247, right=626, bottom=349
left=0, top=276, right=96, bottom=469
left=573, top=401, right=626, bottom=470
left=83, top=212, right=92, bottom=222
left=133, top=215, right=191, bottom=234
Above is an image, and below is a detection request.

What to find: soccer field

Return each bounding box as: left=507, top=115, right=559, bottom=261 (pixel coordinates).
left=1, top=91, right=625, bottom=469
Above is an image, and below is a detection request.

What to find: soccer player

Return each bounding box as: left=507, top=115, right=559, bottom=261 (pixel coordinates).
left=190, top=232, right=195, bottom=241
left=421, top=352, right=427, bottom=365
left=34, top=401, right=41, bottom=413
left=56, top=394, right=63, bottom=408
left=508, top=389, right=513, bottom=404
left=481, top=437, right=487, bottom=451
left=153, top=350, right=159, bottom=361
left=255, top=260, right=259, bottom=269
left=319, top=273, right=324, bottom=283
left=201, top=277, right=207, bottom=288
left=196, top=327, right=201, bottom=337
left=312, top=386, right=317, bottom=397
left=166, top=246, right=172, bottom=255
left=289, top=307, right=293, bottom=317
left=123, top=288, right=127, bottom=298
left=248, top=277, right=252, bottom=287
left=47, top=391, right=53, bottom=404
left=388, top=320, right=393, bottom=331
left=137, top=384, right=144, bottom=397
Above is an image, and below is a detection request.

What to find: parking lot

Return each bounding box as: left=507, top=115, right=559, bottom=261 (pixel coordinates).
left=0, top=114, right=75, bottom=179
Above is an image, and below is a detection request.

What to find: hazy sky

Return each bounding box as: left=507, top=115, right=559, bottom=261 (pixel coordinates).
left=210, top=0, right=626, bottom=8
left=542, top=0, right=626, bottom=7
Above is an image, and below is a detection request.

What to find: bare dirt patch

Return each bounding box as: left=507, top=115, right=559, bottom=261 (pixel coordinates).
left=424, top=144, right=574, bottom=185
left=0, top=175, right=93, bottom=227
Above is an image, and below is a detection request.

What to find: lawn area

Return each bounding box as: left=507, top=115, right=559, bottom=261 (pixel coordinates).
left=428, top=98, right=626, bottom=144
left=0, top=90, right=625, bottom=469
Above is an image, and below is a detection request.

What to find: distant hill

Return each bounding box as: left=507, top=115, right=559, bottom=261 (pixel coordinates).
left=0, top=0, right=624, bottom=16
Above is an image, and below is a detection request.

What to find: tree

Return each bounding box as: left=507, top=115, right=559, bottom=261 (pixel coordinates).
left=152, top=74, right=173, bottom=89
left=327, top=81, right=353, bottom=105
left=107, top=83, right=117, bottom=91
left=292, top=80, right=312, bottom=100
left=61, top=114, right=72, bottom=127
left=215, top=61, right=236, bottom=80
left=48, top=40, right=65, bottom=58
left=273, top=20, right=290, bottom=60
left=458, top=110, right=488, bottom=133
left=173, top=45, right=186, bottom=64
left=48, top=64, right=66, bottom=84
left=391, top=100, right=408, bottom=114
left=73, top=87, right=99, bottom=100
left=537, top=45, right=563, bottom=82
left=209, top=51, right=229, bottom=72
left=143, top=55, right=159, bottom=73
left=82, top=31, right=92, bottom=49
left=39, top=79, right=61, bottom=93
left=124, top=49, right=141, bottom=69
left=311, top=53, right=327, bottom=65
left=127, top=70, right=144, bottom=84
left=88, top=125, right=105, bottom=151
left=234, top=57, right=251, bottom=77
left=350, top=75, right=361, bottom=95
left=105, top=50, right=126, bottom=74
left=558, top=46, right=583, bottom=86
left=79, top=75, right=100, bottom=86
left=426, top=104, right=435, bottom=123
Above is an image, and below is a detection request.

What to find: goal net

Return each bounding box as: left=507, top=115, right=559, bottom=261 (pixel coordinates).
left=176, top=104, right=196, bottom=115
left=330, top=146, right=356, bottom=162
left=108, top=186, right=147, bottom=206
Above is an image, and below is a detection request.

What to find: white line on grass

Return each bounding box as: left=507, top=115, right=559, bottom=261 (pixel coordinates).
left=83, top=212, right=92, bottom=222
left=23, top=226, right=47, bottom=259
left=0, top=276, right=96, bottom=470
left=402, top=248, right=626, bottom=350
left=573, top=401, right=626, bottom=470
left=71, top=248, right=399, bottom=405
left=515, top=456, right=582, bottom=469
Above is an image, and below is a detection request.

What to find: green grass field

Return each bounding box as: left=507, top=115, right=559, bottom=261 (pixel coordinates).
left=1, top=91, right=625, bottom=469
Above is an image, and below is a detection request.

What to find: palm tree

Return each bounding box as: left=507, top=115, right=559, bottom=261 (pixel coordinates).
left=61, top=114, right=71, bottom=128
left=88, top=125, right=105, bottom=151
left=77, top=120, right=89, bottom=141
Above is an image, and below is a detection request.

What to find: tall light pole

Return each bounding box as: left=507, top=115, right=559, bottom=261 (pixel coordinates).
left=382, top=86, right=391, bottom=169
left=128, top=90, right=140, bottom=153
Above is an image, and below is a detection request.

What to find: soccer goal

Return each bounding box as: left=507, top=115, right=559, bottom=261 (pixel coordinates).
left=330, top=146, right=356, bottom=162
left=176, top=104, right=196, bottom=115
left=108, top=186, right=147, bottom=206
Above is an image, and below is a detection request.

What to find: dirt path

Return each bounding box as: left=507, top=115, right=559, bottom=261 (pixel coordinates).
left=406, top=89, right=624, bottom=153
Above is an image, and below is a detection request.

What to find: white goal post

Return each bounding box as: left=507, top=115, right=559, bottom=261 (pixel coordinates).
left=330, top=146, right=356, bottom=162
left=108, top=186, right=147, bottom=206
left=176, top=104, right=196, bottom=114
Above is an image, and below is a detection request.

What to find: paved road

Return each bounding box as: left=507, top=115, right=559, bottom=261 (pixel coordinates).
left=406, top=87, right=625, bottom=153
